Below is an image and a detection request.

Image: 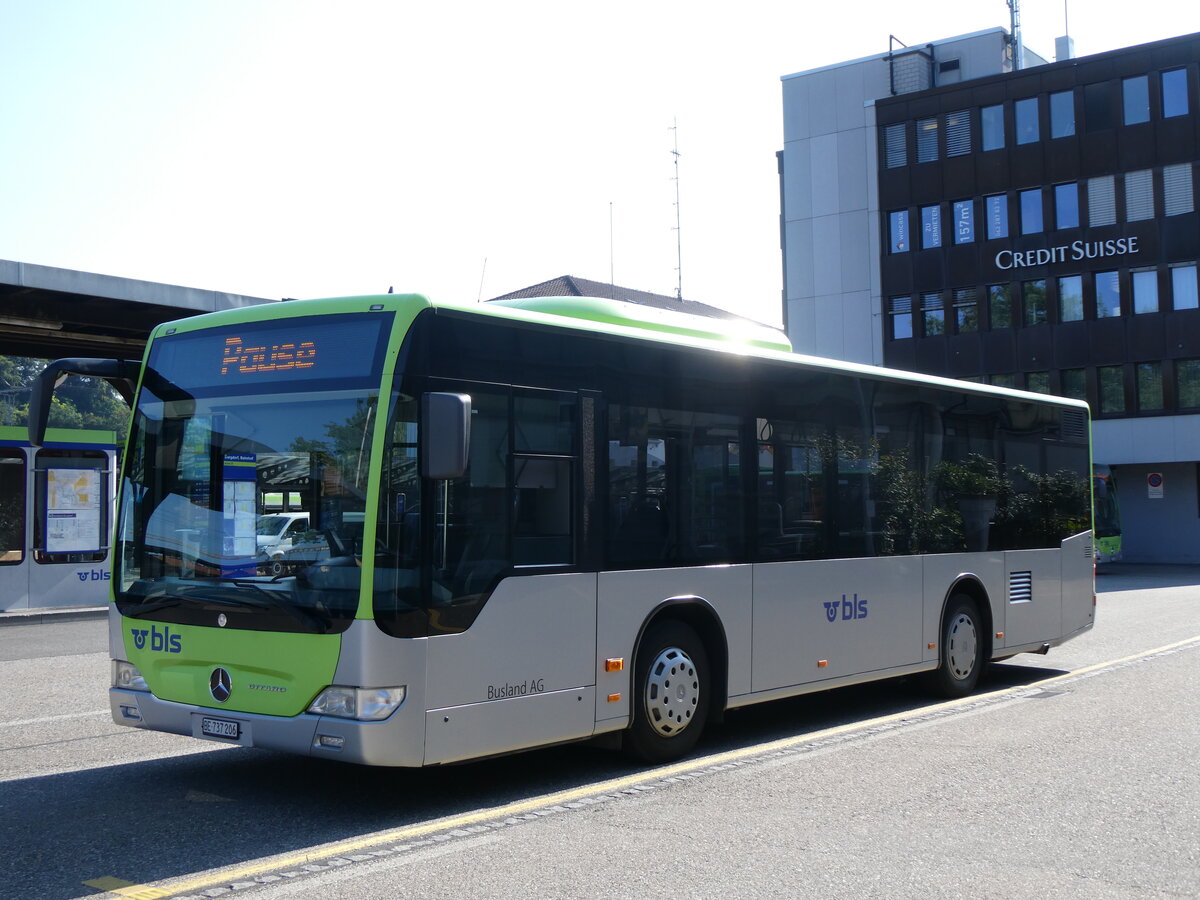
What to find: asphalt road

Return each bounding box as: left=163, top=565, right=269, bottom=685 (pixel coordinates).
left=1, top=565, right=1196, bottom=899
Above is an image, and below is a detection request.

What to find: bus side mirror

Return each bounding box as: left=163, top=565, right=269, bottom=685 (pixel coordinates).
left=421, top=392, right=471, bottom=480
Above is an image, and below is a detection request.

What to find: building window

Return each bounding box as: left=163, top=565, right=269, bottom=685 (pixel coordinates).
left=953, top=200, right=974, bottom=244
left=1163, top=163, right=1194, bottom=216
left=1136, top=362, right=1164, bottom=411
left=1177, top=359, right=1200, bottom=408
left=1172, top=263, right=1199, bottom=310
left=1132, top=269, right=1159, bottom=314
left=953, top=287, right=978, bottom=332
left=981, top=104, right=1005, bottom=150
left=1050, top=90, right=1076, bottom=137
left=921, top=205, right=942, bottom=249
left=1162, top=68, right=1189, bottom=119
left=916, top=117, right=938, bottom=163
left=1085, top=82, right=1112, bottom=131
left=884, top=123, right=907, bottom=168
left=1015, top=98, right=1040, bottom=144
left=1060, top=368, right=1087, bottom=401
left=1020, top=189, right=1043, bottom=235
left=1059, top=275, right=1084, bottom=322
left=922, top=292, right=945, bottom=336
left=889, top=210, right=909, bottom=253
left=1125, top=169, right=1154, bottom=221
left=889, top=296, right=913, bottom=339
left=945, top=110, right=971, bottom=156
left=1023, top=280, right=1047, bottom=326
left=1123, top=75, right=1150, bottom=125
left=990, top=373, right=1018, bottom=389
left=1099, top=366, right=1126, bottom=414
left=989, top=284, right=1012, bottom=328
left=1054, top=182, right=1079, bottom=229
left=1026, top=372, right=1051, bottom=394
left=986, top=195, right=1008, bottom=239
left=1088, top=176, right=1116, bottom=226
left=1096, top=271, right=1122, bottom=318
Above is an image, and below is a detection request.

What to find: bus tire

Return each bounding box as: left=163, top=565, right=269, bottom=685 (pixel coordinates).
left=928, top=593, right=985, bottom=698
left=626, top=620, right=710, bottom=764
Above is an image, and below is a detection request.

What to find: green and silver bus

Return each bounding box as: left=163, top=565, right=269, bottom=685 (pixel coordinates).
left=32, top=294, right=1096, bottom=766
left=1092, top=465, right=1122, bottom=565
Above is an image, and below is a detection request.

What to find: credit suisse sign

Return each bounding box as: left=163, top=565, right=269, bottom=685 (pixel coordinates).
left=995, top=236, right=1140, bottom=271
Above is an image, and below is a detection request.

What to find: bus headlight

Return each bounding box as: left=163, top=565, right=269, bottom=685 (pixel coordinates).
left=112, top=660, right=148, bottom=692
left=308, top=686, right=406, bottom=721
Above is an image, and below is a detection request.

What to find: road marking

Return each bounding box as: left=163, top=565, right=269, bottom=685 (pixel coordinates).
left=0, top=710, right=108, bottom=728
left=82, top=877, right=170, bottom=899
left=88, top=634, right=1200, bottom=898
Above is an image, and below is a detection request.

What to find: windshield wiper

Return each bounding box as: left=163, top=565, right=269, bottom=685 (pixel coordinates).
left=120, top=595, right=186, bottom=617
left=229, top=579, right=331, bottom=630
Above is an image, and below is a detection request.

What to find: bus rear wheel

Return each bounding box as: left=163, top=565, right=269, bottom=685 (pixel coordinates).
left=626, top=620, right=710, bottom=764
left=928, top=594, right=985, bottom=698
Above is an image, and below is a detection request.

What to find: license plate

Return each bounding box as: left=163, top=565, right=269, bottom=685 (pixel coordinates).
left=201, top=716, right=240, bottom=740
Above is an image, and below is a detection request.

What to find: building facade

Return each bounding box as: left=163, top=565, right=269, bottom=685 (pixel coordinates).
left=781, top=30, right=1200, bottom=563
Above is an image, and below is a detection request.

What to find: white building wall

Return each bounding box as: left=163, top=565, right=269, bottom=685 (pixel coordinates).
left=780, top=29, right=1013, bottom=365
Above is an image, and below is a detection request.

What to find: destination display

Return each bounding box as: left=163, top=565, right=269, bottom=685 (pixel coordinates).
left=148, top=313, right=391, bottom=392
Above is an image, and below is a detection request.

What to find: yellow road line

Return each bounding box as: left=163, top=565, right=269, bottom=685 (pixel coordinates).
left=91, top=634, right=1200, bottom=898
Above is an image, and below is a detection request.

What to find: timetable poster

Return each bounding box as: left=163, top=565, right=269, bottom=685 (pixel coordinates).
left=46, top=468, right=102, bottom=554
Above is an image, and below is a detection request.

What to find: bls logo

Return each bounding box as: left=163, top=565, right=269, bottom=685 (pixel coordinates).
left=823, top=593, right=869, bottom=623
left=76, top=570, right=112, bottom=583
left=131, top=626, right=182, bottom=653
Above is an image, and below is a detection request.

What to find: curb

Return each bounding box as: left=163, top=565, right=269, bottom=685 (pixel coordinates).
left=0, top=606, right=108, bottom=626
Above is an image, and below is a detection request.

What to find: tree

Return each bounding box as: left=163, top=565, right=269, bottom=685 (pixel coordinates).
left=0, top=355, right=129, bottom=435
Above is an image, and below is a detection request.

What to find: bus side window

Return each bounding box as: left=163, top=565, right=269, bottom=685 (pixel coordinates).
left=0, top=451, right=25, bottom=564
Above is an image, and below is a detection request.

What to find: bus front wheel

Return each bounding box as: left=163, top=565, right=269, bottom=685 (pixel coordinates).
left=626, top=620, right=710, bottom=764
left=928, top=594, right=985, bottom=698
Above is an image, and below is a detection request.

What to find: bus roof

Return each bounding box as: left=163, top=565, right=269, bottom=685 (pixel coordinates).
left=147, top=293, right=1090, bottom=415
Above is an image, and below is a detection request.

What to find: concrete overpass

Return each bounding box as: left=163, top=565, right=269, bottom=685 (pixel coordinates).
left=0, top=259, right=273, bottom=360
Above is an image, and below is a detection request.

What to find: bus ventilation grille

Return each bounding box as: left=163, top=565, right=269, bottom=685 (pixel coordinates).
left=1008, top=571, right=1033, bottom=603
left=1060, top=410, right=1088, bottom=443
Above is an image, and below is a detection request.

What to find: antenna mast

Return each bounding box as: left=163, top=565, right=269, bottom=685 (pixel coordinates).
left=671, top=119, right=682, bottom=300
left=1007, top=0, right=1024, bottom=70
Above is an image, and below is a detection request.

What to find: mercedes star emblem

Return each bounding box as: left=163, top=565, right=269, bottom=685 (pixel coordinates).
left=209, top=667, right=232, bottom=703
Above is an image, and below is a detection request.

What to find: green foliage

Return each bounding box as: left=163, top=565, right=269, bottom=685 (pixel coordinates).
left=876, top=449, right=963, bottom=555
left=1003, top=465, right=1092, bottom=547
left=0, top=354, right=129, bottom=435
left=935, top=453, right=1006, bottom=498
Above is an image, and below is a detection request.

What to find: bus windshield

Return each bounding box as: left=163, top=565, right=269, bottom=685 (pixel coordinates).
left=114, top=313, right=390, bottom=634
left=1093, top=473, right=1121, bottom=538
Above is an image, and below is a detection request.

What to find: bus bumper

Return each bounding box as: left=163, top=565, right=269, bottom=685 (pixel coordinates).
left=110, top=687, right=427, bottom=766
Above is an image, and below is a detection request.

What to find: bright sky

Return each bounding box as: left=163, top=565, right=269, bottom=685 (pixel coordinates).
left=0, top=2, right=1193, bottom=326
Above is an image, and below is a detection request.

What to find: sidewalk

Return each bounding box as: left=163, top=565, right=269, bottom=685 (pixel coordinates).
left=0, top=606, right=107, bottom=626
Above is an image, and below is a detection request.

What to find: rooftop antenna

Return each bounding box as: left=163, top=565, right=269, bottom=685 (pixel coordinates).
left=670, top=119, right=682, bottom=300
left=476, top=257, right=487, bottom=303
left=1007, top=0, right=1024, bottom=70
left=1055, top=0, right=1076, bottom=61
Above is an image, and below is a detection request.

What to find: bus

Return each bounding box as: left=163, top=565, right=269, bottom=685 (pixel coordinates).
left=1092, top=465, right=1122, bottom=565
left=30, top=294, right=1095, bottom=766
left=1, top=424, right=120, bottom=612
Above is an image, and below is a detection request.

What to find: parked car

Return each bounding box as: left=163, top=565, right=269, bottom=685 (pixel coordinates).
left=256, top=512, right=309, bottom=571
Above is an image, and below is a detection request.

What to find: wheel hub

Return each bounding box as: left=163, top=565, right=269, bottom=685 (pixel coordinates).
left=644, top=646, right=700, bottom=738
left=946, top=612, right=978, bottom=680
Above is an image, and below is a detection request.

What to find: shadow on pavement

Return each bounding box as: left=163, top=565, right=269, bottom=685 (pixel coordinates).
left=8, top=660, right=1072, bottom=900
